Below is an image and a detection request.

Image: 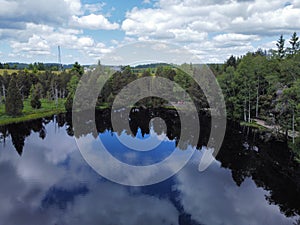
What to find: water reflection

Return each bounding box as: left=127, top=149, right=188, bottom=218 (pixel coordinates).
left=0, top=109, right=299, bottom=224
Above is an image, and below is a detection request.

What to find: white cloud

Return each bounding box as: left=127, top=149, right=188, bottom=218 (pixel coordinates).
left=11, top=35, right=51, bottom=55
left=0, top=0, right=75, bottom=28
left=7, top=22, right=112, bottom=63
left=170, top=28, right=208, bottom=42
left=213, top=33, right=261, bottom=48
left=1, top=0, right=300, bottom=63
left=0, top=0, right=118, bottom=63
left=121, top=0, right=300, bottom=62
left=83, top=2, right=106, bottom=14
left=213, top=33, right=260, bottom=43
left=63, top=0, right=82, bottom=15
left=71, top=14, right=119, bottom=30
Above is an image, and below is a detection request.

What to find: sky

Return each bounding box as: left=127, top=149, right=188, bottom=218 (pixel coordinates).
left=0, top=0, right=300, bottom=65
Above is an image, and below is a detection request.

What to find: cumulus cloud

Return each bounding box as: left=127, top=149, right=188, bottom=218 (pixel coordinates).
left=3, top=19, right=112, bottom=62
left=9, top=29, right=111, bottom=62
left=11, top=35, right=51, bottom=55
left=83, top=2, right=106, bottom=14
left=1, top=0, right=300, bottom=63
left=0, top=0, right=75, bottom=29
left=0, top=0, right=119, bottom=63
left=213, top=33, right=261, bottom=47
left=71, top=14, right=119, bottom=30
left=121, top=0, right=300, bottom=62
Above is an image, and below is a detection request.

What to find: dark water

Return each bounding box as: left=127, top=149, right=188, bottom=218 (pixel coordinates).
left=0, top=109, right=300, bottom=225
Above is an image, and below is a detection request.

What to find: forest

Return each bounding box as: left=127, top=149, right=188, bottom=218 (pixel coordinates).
left=0, top=33, right=299, bottom=157
left=217, top=33, right=300, bottom=146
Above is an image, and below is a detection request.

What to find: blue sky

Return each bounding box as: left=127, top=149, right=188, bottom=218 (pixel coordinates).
left=1, top=0, right=300, bottom=65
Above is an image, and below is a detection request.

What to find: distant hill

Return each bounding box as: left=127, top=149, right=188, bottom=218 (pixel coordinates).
left=133, top=63, right=172, bottom=69
left=3, top=62, right=93, bottom=70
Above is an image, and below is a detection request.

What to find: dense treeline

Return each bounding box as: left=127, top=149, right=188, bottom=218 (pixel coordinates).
left=1, top=34, right=299, bottom=147
left=0, top=62, right=86, bottom=71
left=217, top=32, right=300, bottom=143
left=0, top=62, right=84, bottom=116
left=92, top=64, right=208, bottom=110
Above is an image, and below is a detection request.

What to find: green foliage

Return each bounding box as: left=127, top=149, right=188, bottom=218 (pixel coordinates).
left=289, top=32, right=299, bottom=55
left=67, top=75, right=79, bottom=93
left=276, top=34, right=286, bottom=59
left=71, top=62, right=84, bottom=76
left=226, top=55, right=237, bottom=68
left=218, top=32, right=300, bottom=145
left=0, top=62, right=81, bottom=120
left=30, top=84, right=42, bottom=109
left=64, top=93, right=74, bottom=112
left=65, top=75, right=79, bottom=112
left=5, top=74, right=23, bottom=116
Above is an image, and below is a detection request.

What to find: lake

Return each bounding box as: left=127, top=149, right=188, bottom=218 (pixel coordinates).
left=0, top=109, right=300, bottom=225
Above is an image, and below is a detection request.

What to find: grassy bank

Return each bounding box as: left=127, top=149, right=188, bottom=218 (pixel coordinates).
left=0, top=99, right=66, bottom=126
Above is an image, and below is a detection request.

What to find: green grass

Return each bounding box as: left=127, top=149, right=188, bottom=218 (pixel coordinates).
left=0, top=69, right=19, bottom=75
left=96, top=103, right=110, bottom=110
left=0, top=98, right=66, bottom=126
left=240, top=121, right=267, bottom=131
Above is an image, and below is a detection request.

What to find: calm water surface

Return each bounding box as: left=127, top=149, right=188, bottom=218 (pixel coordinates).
left=0, top=109, right=300, bottom=225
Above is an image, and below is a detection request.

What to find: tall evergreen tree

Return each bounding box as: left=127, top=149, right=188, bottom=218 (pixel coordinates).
left=5, top=74, right=23, bottom=116
left=226, top=55, right=237, bottom=68
left=276, top=34, right=286, bottom=59
left=30, top=84, right=42, bottom=109
left=289, top=32, right=299, bottom=55
left=71, top=62, right=84, bottom=76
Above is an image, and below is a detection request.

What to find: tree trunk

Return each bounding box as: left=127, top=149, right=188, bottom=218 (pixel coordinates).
left=248, top=91, right=251, bottom=123
left=2, top=84, right=6, bottom=101
left=55, top=87, right=58, bottom=107
left=256, top=76, right=260, bottom=118
left=292, top=110, right=295, bottom=144
left=244, top=99, right=247, bottom=122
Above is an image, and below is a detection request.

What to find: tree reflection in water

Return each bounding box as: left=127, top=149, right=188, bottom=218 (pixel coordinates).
left=0, top=108, right=299, bottom=222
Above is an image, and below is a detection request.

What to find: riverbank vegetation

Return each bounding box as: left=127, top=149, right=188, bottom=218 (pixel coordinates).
left=0, top=33, right=299, bottom=155
left=0, top=62, right=84, bottom=124
left=217, top=32, right=300, bottom=159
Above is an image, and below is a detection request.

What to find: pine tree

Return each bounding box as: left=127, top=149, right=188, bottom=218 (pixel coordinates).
left=226, top=55, right=237, bottom=68
left=30, top=85, right=41, bottom=109
left=5, top=74, right=23, bottom=116
left=71, top=62, right=84, bottom=76
left=289, top=32, right=299, bottom=55
left=276, top=34, right=286, bottom=59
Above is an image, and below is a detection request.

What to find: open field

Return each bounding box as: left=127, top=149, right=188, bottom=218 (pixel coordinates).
left=0, top=69, right=19, bottom=75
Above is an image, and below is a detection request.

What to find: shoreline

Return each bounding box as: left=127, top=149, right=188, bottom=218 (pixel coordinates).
left=0, top=99, right=67, bottom=126
left=0, top=108, right=67, bottom=126
left=240, top=119, right=299, bottom=138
